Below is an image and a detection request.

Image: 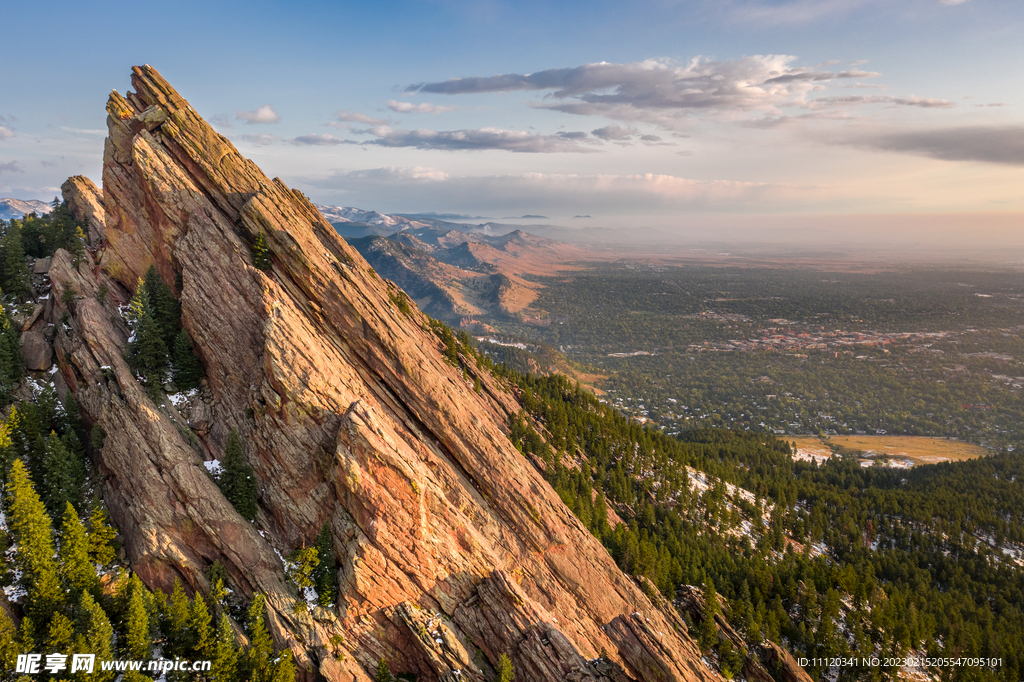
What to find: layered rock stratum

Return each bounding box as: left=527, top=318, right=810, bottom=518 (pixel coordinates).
left=53, top=65, right=726, bottom=682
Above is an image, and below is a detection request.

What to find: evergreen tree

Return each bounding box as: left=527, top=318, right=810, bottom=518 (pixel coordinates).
left=72, top=591, right=115, bottom=682
left=209, top=614, right=239, bottom=682
left=241, top=594, right=273, bottom=682
left=0, top=309, right=25, bottom=400
left=0, top=608, right=20, bottom=677
left=219, top=430, right=258, bottom=521
left=0, top=415, right=13, bottom=488
left=189, top=594, right=214, bottom=660
left=497, top=653, right=515, bottom=682
left=271, top=649, right=296, bottom=682
left=86, top=504, right=118, bottom=566
left=312, top=523, right=338, bottom=608
left=40, top=431, right=84, bottom=517
left=127, top=277, right=169, bottom=386
left=375, top=659, right=392, bottom=682
left=122, top=577, right=155, bottom=682
left=59, top=501, right=98, bottom=594
left=699, top=577, right=720, bottom=652
left=144, top=265, right=180, bottom=349
left=252, top=231, right=271, bottom=271
left=5, top=459, right=64, bottom=625
left=172, top=330, right=204, bottom=390
left=165, top=578, right=192, bottom=658
left=0, top=222, right=32, bottom=300
left=45, top=612, right=74, bottom=655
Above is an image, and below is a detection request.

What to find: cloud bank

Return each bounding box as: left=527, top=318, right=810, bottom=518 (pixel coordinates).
left=849, top=126, right=1024, bottom=166
left=407, top=57, right=880, bottom=128
left=355, top=126, right=596, bottom=153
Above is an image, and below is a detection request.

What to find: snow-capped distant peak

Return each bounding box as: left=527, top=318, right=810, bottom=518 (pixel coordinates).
left=314, top=204, right=410, bottom=228
left=0, top=198, right=54, bottom=220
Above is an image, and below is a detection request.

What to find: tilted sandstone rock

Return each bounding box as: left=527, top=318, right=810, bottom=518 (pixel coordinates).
left=61, top=175, right=106, bottom=243
left=50, top=65, right=723, bottom=682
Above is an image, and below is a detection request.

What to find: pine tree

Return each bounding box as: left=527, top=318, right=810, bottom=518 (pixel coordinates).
left=144, top=265, right=180, bottom=348
left=73, top=591, right=115, bottom=682
left=219, top=430, right=258, bottom=521
left=312, top=523, right=338, bottom=608
left=40, top=431, right=84, bottom=517
left=172, top=330, right=204, bottom=390
left=5, top=459, right=64, bottom=624
left=375, top=659, right=392, bottom=682
left=165, top=578, right=192, bottom=658
left=497, top=653, right=515, bottom=682
left=0, top=222, right=32, bottom=300
left=124, top=575, right=152, bottom=659
left=127, top=276, right=169, bottom=386
left=272, top=649, right=296, bottom=682
left=59, top=501, right=98, bottom=594
left=0, top=608, right=20, bottom=677
left=86, top=504, right=118, bottom=566
left=190, top=594, right=214, bottom=660
left=0, top=309, right=25, bottom=400
left=45, top=612, right=74, bottom=654
left=699, top=576, right=720, bottom=652
left=241, top=594, right=273, bottom=681
left=209, top=614, right=238, bottom=682
left=0, top=414, right=13, bottom=487
left=252, top=231, right=271, bottom=271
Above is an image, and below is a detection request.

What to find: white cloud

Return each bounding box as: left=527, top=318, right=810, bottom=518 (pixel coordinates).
left=591, top=125, right=637, bottom=141
left=60, top=126, right=106, bottom=135
left=236, top=104, right=280, bottom=125
left=0, top=126, right=14, bottom=141
left=333, top=110, right=389, bottom=126
left=385, top=100, right=456, bottom=114
left=813, top=95, right=956, bottom=109
left=292, top=133, right=355, bottom=146
left=353, top=125, right=597, bottom=153
left=236, top=134, right=279, bottom=146
left=938, top=0, right=970, bottom=5
left=0, top=161, right=22, bottom=174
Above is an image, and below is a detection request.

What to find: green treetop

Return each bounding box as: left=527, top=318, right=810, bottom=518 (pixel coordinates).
left=219, top=430, right=258, bottom=521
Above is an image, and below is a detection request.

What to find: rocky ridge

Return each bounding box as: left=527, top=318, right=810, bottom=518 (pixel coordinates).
left=51, top=65, right=730, bottom=682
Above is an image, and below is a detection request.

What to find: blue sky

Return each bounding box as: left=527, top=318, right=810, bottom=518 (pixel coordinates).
left=2, top=0, right=1022, bottom=240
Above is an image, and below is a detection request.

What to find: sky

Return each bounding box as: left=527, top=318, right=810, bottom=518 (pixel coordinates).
left=2, top=0, right=1023, bottom=244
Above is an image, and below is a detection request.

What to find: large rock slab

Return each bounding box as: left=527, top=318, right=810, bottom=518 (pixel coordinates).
left=47, top=65, right=721, bottom=682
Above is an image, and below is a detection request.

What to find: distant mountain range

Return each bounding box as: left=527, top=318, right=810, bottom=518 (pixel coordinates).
left=345, top=223, right=586, bottom=323
left=0, top=198, right=53, bottom=220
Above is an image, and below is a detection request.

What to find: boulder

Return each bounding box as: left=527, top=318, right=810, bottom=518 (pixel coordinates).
left=33, top=257, right=52, bottom=274
left=20, top=330, right=53, bottom=370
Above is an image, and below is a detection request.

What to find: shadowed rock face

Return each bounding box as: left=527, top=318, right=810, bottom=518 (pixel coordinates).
left=53, top=65, right=719, bottom=682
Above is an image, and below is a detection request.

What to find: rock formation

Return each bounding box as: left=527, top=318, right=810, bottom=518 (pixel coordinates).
left=53, top=65, right=728, bottom=682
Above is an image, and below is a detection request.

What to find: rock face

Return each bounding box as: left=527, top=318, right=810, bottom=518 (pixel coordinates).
left=50, top=65, right=720, bottom=682
left=61, top=175, right=106, bottom=242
